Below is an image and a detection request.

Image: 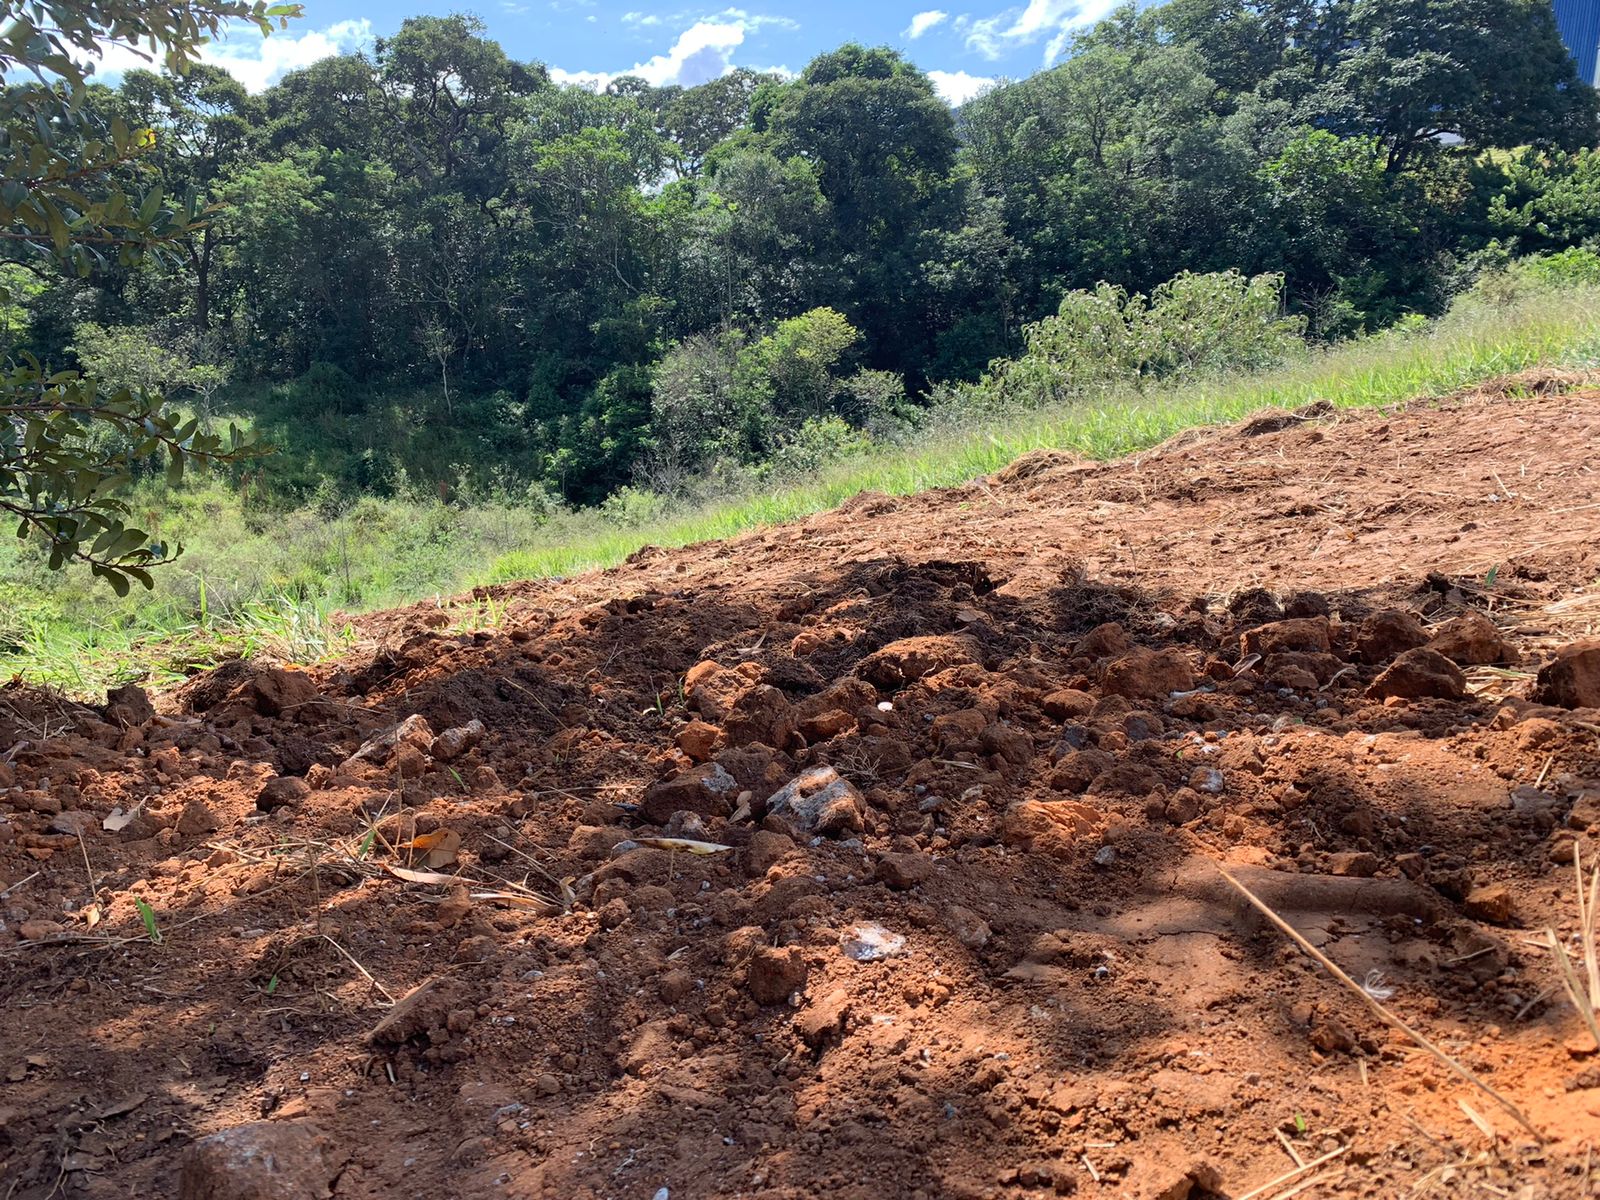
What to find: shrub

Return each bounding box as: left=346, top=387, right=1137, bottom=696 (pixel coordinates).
left=600, top=485, right=669, bottom=526
left=766, top=415, right=872, bottom=476
left=1518, top=247, right=1600, bottom=288
left=967, top=270, right=1306, bottom=407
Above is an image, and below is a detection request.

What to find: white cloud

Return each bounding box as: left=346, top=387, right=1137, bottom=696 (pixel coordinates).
left=553, top=9, right=798, bottom=90
left=89, top=18, right=374, bottom=92
left=713, top=7, right=800, bottom=33
left=905, top=10, right=949, bottom=39
left=928, top=68, right=993, bottom=105
left=965, top=0, right=1118, bottom=64
left=622, top=10, right=663, bottom=24
left=552, top=19, right=744, bottom=89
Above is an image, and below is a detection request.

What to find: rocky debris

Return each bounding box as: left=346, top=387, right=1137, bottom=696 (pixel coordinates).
left=683, top=660, right=760, bottom=723
left=747, top=945, right=808, bottom=1005
left=104, top=684, right=155, bottom=729
left=249, top=668, right=322, bottom=718
left=1533, top=640, right=1600, bottom=710
left=1328, top=850, right=1380, bottom=878
left=1569, top=791, right=1600, bottom=831
left=765, top=766, right=864, bottom=836
left=344, top=714, right=434, bottom=768
left=876, top=851, right=932, bottom=890
left=45, top=809, right=94, bottom=836
left=177, top=798, right=221, bottom=836
left=944, top=905, right=991, bottom=949
left=642, top=763, right=739, bottom=823
left=1003, top=799, right=1099, bottom=859
left=15, top=393, right=1600, bottom=1199
left=662, top=810, right=713, bottom=841
left=1137, top=1158, right=1225, bottom=1200
left=1366, top=647, right=1466, bottom=701
left=795, top=988, right=852, bottom=1050
left=1227, top=586, right=1283, bottom=623
left=1100, top=646, right=1194, bottom=700
left=1464, top=883, right=1515, bottom=925
left=1284, top=590, right=1331, bottom=618
left=722, top=685, right=797, bottom=750
left=1077, top=621, right=1132, bottom=658
left=178, top=1121, right=332, bottom=1200
left=744, top=830, right=795, bottom=877
left=675, top=720, right=720, bottom=762
left=1355, top=608, right=1429, bottom=664
left=798, top=707, right=855, bottom=742
left=429, top=719, right=485, bottom=762
left=1041, top=689, right=1095, bottom=720
left=1428, top=611, right=1513, bottom=665
left=856, top=635, right=979, bottom=689
left=256, top=776, right=310, bottom=812
left=1240, top=617, right=1330, bottom=658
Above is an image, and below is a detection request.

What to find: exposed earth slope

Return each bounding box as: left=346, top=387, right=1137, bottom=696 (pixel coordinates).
left=4, top=381, right=1600, bottom=1198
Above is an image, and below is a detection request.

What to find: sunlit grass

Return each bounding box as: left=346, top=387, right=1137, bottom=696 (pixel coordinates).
left=489, top=286, right=1600, bottom=582
left=7, top=283, right=1598, bottom=697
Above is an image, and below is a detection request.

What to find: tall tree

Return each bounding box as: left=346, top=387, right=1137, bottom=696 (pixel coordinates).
left=759, top=45, right=961, bottom=373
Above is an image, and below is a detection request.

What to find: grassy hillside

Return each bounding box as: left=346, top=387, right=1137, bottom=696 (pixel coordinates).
left=6, top=280, right=1597, bottom=697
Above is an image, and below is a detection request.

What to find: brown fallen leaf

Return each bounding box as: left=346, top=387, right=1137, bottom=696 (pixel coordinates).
left=407, top=828, right=461, bottom=869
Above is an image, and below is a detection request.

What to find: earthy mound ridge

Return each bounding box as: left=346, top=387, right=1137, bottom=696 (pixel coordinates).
left=3, top=386, right=1600, bottom=1199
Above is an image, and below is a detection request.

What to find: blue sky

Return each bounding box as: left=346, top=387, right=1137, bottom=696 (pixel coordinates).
left=94, top=2, right=1129, bottom=104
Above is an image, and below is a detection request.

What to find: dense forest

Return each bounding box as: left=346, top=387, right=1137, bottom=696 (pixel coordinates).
left=5, top=0, right=1600, bottom=521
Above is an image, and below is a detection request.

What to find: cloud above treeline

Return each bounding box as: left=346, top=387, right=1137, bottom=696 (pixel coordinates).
left=83, top=6, right=1007, bottom=108
left=91, top=18, right=374, bottom=91
left=962, top=0, right=1120, bottom=64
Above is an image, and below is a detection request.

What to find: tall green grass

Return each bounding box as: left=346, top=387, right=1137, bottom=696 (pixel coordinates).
left=7, top=282, right=1599, bottom=697
left=488, top=285, right=1600, bottom=581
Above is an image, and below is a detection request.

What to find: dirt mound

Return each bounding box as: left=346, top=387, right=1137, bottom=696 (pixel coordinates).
left=1451, top=366, right=1596, bottom=401
left=4, top=392, right=1600, bottom=1198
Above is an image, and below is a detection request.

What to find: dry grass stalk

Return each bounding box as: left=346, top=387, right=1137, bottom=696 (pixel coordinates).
left=319, top=933, right=396, bottom=1007
left=1274, top=1128, right=1305, bottom=1168
left=1237, top=1145, right=1349, bottom=1200
left=1546, top=843, right=1600, bottom=1051
left=1273, top=1168, right=1342, bottom=1200
left=1457, top=1099, right=1494, bottom=1140
left=1215, top=864, right=1541, bottom=1139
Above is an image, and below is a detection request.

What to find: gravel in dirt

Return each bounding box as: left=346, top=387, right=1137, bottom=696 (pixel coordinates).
left=3, top=385, right=1600, bottom=1198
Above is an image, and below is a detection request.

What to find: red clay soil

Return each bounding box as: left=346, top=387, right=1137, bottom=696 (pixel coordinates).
left=5, top=383, right=1600, bottom=1200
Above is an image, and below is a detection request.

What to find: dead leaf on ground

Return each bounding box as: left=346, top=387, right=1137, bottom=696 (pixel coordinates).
left=406, top=828, right=461, bottom=869
left=385, top=864, right=459, bottom=886
left=634, top=837, right=733, bottom=855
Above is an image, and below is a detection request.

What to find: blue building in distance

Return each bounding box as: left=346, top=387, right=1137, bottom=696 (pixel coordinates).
left=1555, top=0, right=1600, bottom=86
